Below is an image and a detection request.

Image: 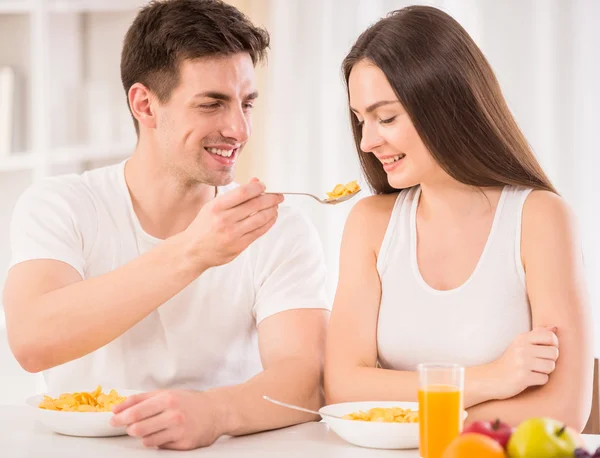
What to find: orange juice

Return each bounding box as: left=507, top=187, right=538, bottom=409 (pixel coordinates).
left=419, top=385, right=463, bottom=458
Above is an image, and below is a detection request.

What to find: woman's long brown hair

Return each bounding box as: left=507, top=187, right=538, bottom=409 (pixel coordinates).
left=343, top=6, right=556, bottom=195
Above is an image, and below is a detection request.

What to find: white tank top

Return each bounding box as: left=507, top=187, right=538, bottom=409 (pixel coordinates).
left=377, top=185, right=533, bottom=370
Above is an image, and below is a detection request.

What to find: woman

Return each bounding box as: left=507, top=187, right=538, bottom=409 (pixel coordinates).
left=324, top=5, right=593, bottom=430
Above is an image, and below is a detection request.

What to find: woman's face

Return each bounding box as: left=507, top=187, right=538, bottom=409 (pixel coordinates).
left=348, top=59, right=444, bottom=189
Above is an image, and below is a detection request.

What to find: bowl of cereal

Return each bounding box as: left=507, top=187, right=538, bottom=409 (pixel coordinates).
left=26, top=386, right=143, bottom=437
left=320, top=401, right=468, bottom=450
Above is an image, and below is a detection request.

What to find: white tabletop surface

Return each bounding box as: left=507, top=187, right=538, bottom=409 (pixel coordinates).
left=2, top=406, right=600, bottom=457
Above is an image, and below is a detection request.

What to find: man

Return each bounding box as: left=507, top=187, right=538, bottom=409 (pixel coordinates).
left=2, top=0, right=329, bottom=450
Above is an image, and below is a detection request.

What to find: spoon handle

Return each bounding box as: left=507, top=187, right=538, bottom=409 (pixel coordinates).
left=263, top=395, right=342, bottom=419
left=267, top=192, right=324, bottom=203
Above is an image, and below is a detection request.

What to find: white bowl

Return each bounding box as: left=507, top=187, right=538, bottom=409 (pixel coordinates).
left=26, top=389, right=143, bottom=437
left=320, top=401, right=468, bottom=450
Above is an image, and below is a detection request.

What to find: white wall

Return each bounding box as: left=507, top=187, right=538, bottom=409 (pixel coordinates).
left=0, top=13, right=30, bottom=152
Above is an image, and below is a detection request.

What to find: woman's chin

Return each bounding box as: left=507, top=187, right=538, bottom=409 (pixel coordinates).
left=388, top=175, right=419, bottom=190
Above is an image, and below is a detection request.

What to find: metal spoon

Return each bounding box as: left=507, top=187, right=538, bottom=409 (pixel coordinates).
left=262, top=395, right=346, bottom=420
left=267, top=189, right=361, bottom=205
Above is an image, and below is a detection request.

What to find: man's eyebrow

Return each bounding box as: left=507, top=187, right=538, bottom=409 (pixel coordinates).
left=193, top=91, right=231, bottom=101
left=350, top=100, right=398, bottom=114
left=192, top=91, right=259, bottom=101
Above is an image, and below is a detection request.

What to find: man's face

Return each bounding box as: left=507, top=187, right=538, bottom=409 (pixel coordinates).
left=154, top=53, right=257, bottom=186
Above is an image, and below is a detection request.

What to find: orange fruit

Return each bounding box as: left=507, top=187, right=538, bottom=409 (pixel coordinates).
left=441, top=433, right=506, bottom=458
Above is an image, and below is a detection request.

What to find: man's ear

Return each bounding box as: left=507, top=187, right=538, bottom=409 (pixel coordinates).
left=128, top=82, right=157, bottom=130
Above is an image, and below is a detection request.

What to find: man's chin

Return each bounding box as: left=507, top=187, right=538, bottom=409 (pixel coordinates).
left=178, top=159, right=236, bottom=187
left=204, top=171, right=236, bottom=188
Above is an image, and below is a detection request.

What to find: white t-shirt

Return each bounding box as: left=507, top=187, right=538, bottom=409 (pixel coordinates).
left=8, top=161, right=330, bottom=393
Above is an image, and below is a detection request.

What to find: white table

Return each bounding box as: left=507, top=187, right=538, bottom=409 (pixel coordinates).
left=2, top=406, right=600, bottom=457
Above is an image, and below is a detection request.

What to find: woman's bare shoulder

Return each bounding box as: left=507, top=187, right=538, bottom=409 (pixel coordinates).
left=522, top=190, right=575, bottom=235
left=521, top=190, right=579, bottom=264
left=343, top=192, right=401, bottom=252
left=347, top=193, right=399, bottom=223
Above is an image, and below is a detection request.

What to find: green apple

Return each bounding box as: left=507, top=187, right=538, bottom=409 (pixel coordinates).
left=507, top=417, right=578, bottom=458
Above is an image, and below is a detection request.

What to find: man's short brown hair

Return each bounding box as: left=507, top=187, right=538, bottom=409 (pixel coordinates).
left=121, top=0, right=269, bottom=134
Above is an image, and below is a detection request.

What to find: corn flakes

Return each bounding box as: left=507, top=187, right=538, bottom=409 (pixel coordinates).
left=343, top=407, right=418, bottom=423
left=326, top=180, right=361, bottom=200
left=38, top=386, right=127, bottom=412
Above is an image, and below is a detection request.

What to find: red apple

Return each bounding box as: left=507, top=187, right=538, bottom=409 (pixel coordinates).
left=462, top=419, right=513, bottom=448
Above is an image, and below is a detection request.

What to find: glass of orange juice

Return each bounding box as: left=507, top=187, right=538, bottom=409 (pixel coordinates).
left=418, top=363, right=464, bottom=458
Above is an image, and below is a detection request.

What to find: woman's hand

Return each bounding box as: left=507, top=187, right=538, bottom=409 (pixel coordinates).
left=488, top=326, right=559, bottom=400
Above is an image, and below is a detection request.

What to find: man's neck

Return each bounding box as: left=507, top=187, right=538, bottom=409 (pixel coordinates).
left=124, top=150, right=216, bottom=240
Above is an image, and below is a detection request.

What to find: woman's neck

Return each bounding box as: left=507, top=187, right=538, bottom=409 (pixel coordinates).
left=418, top=178, right=503, bottom=223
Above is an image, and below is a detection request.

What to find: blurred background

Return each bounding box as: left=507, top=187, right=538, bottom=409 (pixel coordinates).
left=0, top=0, right=598, bottom=404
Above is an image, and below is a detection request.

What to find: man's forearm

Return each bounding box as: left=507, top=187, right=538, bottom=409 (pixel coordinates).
left=205, top=358, right=323, bottom=437
left=7, top=232, right=202, bottom=372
